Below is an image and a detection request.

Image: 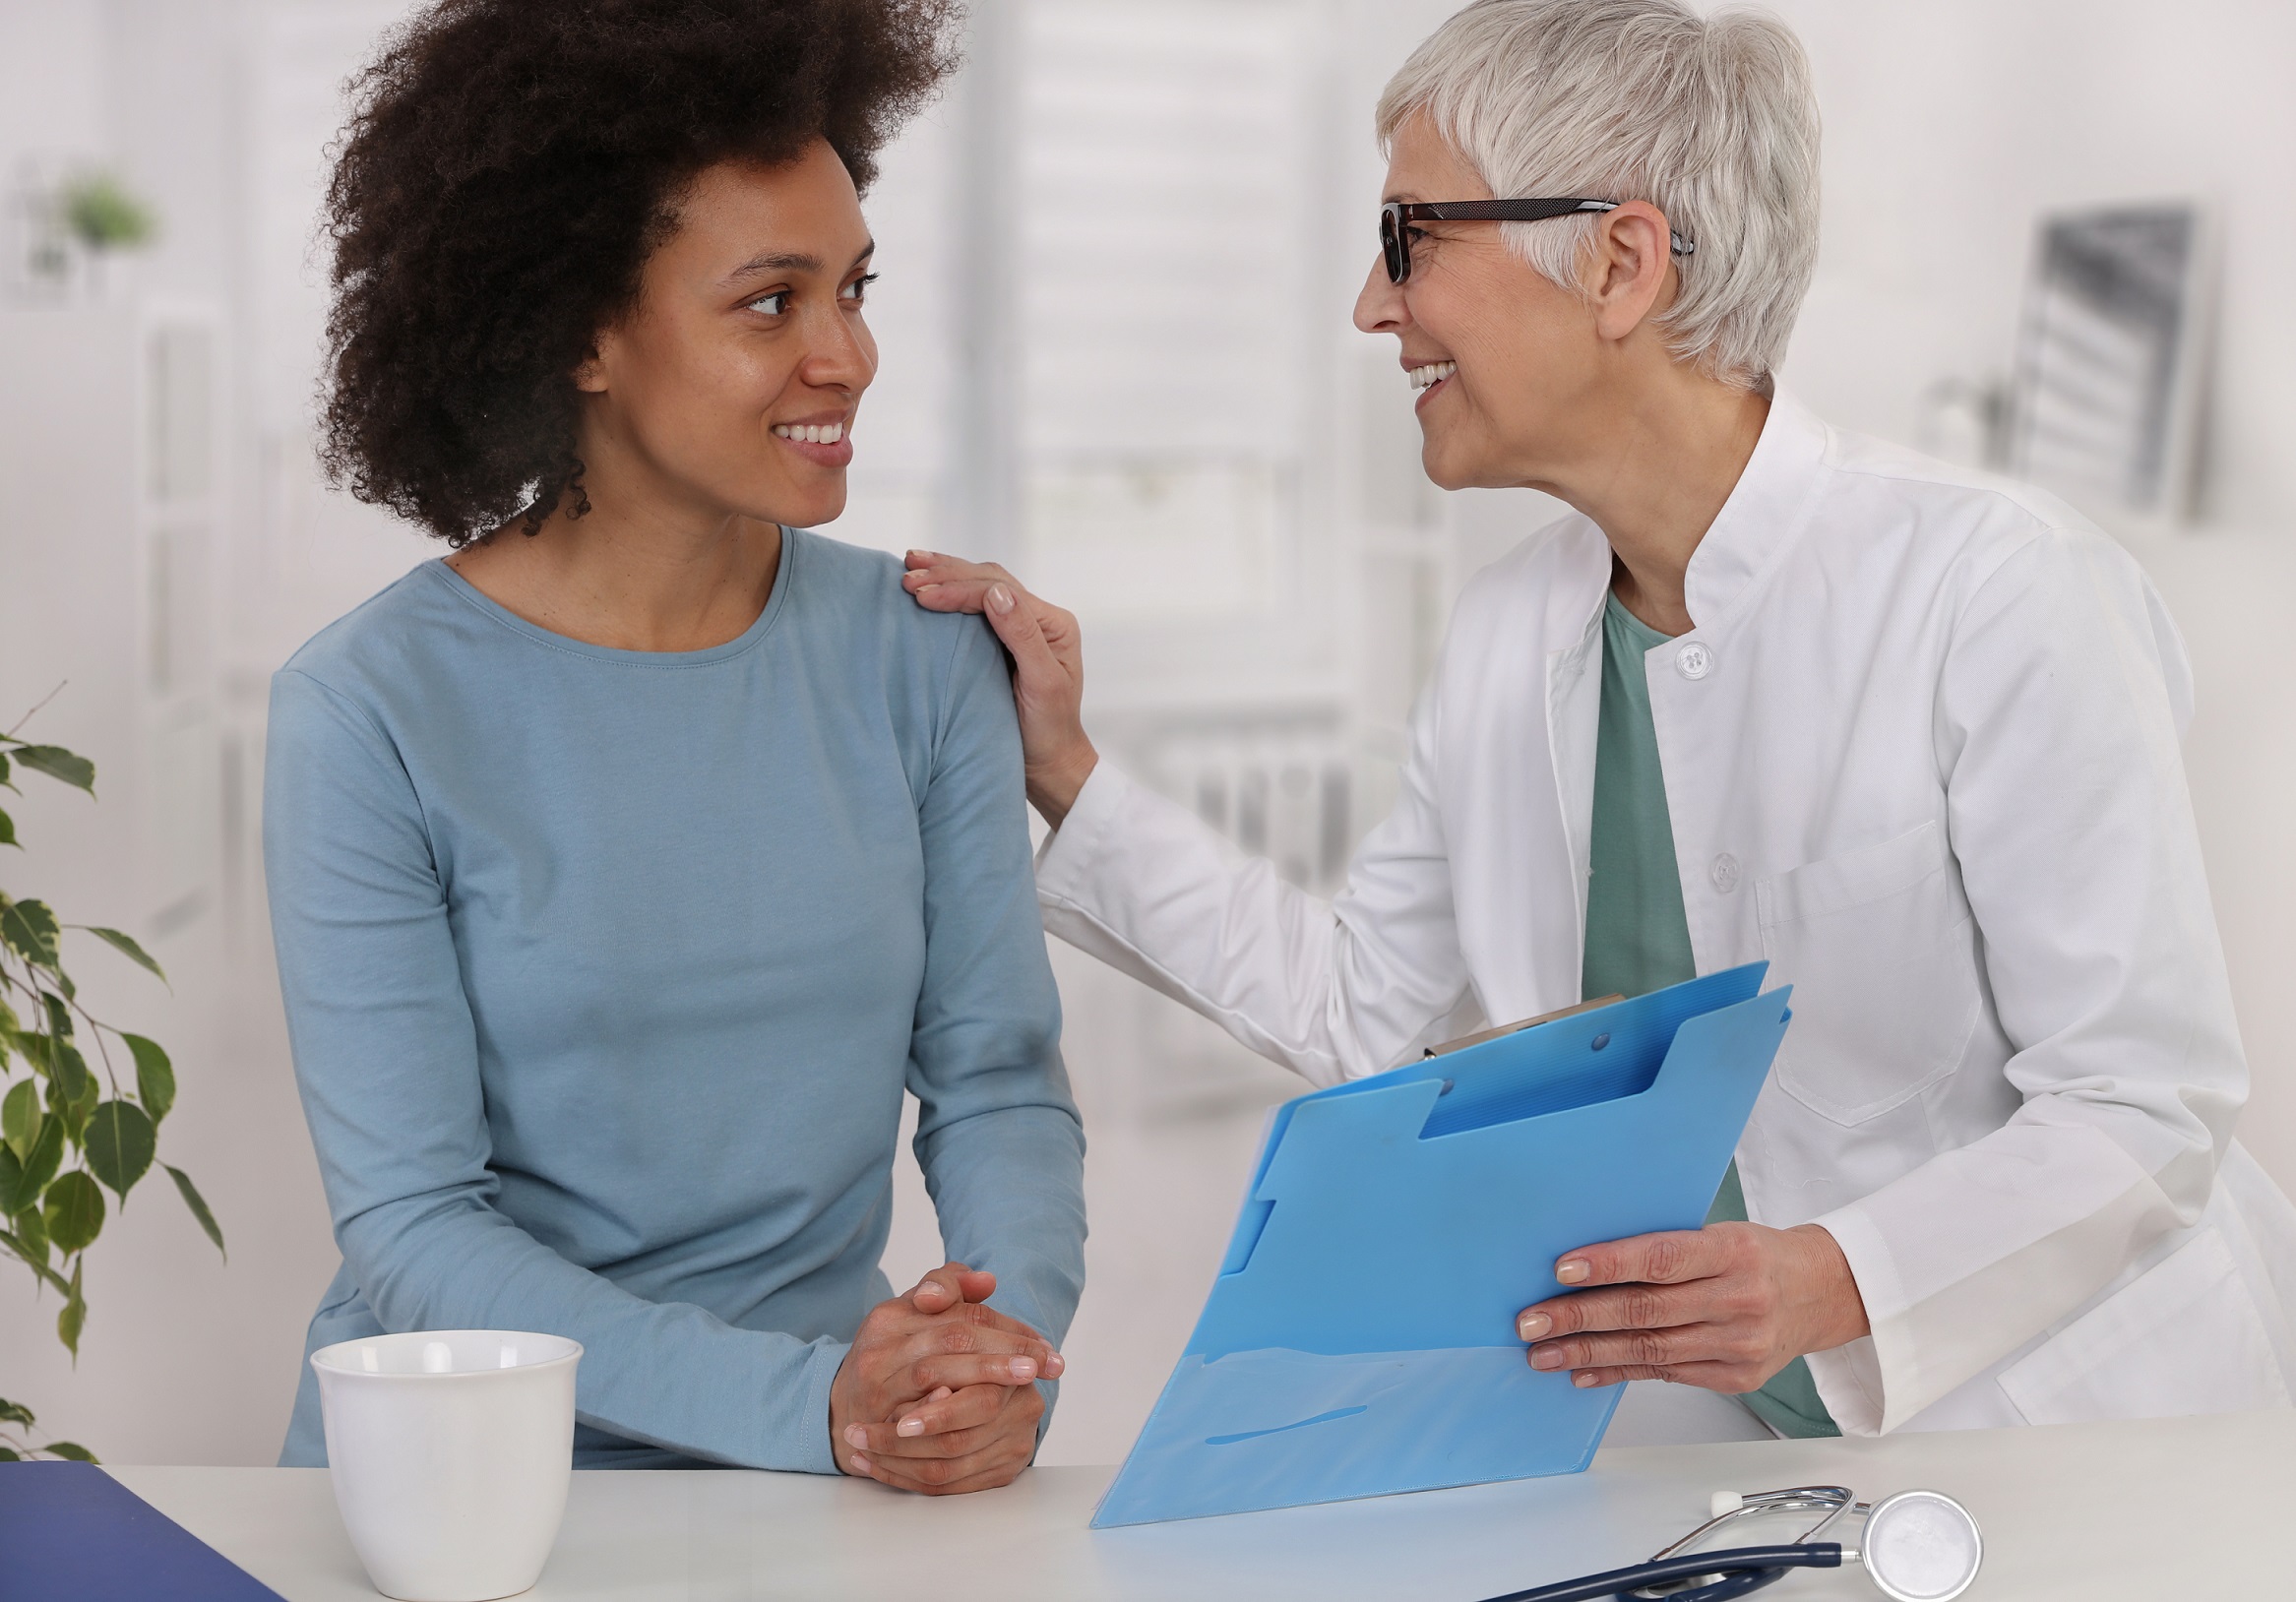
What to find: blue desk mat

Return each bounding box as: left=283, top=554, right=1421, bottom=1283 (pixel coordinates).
left=0, top=1459, right=285, bottom=1600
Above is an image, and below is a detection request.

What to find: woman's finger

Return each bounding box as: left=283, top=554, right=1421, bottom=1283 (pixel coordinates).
left=1520, top=1280, right=1707, bottom=1340
left=1554, top=1227, right=1734, bottom=1289
left=842, top=1385, right=1005, bottom=1457
left=1564, top=1361, right=1764, bottom=1392
left=851, top=1451, right=1031, bottom=1497
left=984, top=585, right=1065, bottom=681
left=903, top=1350, right=1044, bottom=1395
left=903, top=575, right=998, bottom=614
left=848, top=1428, right=1036, bottom=1495
left=1529, top=1325, right=1712, bottom=1374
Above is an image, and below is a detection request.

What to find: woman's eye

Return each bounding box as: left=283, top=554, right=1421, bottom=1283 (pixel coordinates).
left=841, top=273, right=879, bottom=304
left=747, top=290, right=791, bottom=317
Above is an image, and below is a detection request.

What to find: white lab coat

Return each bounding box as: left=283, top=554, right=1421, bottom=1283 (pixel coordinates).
left=1036, top=392, right=2296, bottom=1436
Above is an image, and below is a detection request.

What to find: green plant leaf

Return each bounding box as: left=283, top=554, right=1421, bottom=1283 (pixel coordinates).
left=2, top=1078, right=35, bottom=1160
left=11, top=745, right=94, bottom=793
left=13, top=1196, right=48, bottom=1262
left=85, top=1102, right=155, bottom=1202
left=0, top=1396, right=32, bottom=1428
left=166, top=1165, right=224, bottom=1261
left=42, top=1170, right=103, bottom=1255
left=0, top=747, right=9, bottom=784
left=79, top=926, right=164, bottom=984
left=43, top=991, right=73, bottom=1039
left=0, top=803, right=15, bottom=847
left=2, top=1117, right=61, bottom=1212
left=49, top=1044, right=91, bottom=1125
left=57, top=1260, right=84, bottom=1357
left=124, top=1035, right=173, bottom=1123
left=0, top=1447, right=19, bottom=1461
left=0, top=1226, right=70, bottom=1296
left=44, top=1441, right=95, bottom=1462
left=0, top=897, right=60, bottom=967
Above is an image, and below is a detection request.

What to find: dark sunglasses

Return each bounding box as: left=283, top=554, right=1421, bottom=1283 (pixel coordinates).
left=1379, top=199, right=1697, bottom=283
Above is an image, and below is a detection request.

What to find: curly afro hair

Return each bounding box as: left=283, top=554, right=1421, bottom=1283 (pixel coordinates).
left=320, top=0, right=960, bottom=545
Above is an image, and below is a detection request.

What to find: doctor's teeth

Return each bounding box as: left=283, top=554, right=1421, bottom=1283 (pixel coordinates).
left=773, top=422, right=844, bottom=444
left=1408, top=361, right=1458, bottom=391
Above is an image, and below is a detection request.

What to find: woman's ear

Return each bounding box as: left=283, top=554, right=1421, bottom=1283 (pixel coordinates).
left=1584, top=201, right=1678, bottom=345
left=572, top=335, right=612, bottom=395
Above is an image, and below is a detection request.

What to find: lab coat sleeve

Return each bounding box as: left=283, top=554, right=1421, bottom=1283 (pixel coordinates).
left=1032, top=683, right=1474, bottom=1086
left=1804, top=528, right=2246, bottom=1434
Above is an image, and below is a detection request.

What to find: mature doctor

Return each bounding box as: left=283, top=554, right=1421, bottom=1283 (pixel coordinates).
left=906, top=0, right=2296, bottom=1440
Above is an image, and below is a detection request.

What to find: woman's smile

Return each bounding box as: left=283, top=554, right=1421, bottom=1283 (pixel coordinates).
left=773, top=412, right=855, bottom=466
left=1408, top=358, right=1458, bottom=410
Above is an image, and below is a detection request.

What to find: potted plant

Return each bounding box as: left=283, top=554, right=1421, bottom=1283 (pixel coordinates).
left=0, top=704, right=224, bottom=1460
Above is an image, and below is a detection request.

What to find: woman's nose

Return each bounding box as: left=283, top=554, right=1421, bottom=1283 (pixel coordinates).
left=801, top=312, right=877, bottom=393
left=1354, top=257, right=1406, bottom=335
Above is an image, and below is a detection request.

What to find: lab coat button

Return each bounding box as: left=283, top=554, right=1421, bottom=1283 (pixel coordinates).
left=1675, top=642, right=1713, bottom=680
left=1710, top=853, right=1741, bottom=893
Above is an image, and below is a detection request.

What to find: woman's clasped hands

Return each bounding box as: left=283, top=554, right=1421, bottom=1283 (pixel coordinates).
left=830, top=1263, right=1065, bottom=1495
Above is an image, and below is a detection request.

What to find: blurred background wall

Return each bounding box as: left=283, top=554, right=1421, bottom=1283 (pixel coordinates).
left=1, top=0, right=2291, bottom=1468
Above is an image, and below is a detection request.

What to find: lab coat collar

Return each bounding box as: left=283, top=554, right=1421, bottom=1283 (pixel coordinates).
left=1682, top=388, right=1830, bottom=631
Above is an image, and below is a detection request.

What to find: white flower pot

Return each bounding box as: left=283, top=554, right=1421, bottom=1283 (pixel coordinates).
left=312, top=1329, right=581, bottom=1601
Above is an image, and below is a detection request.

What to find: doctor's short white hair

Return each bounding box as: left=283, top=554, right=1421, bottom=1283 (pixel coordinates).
left=1378, top=0, right=1821, bottom=389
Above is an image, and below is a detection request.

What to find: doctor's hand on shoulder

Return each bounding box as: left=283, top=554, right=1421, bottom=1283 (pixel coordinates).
left=1517, top=1223, right=1870, bottom=1392
left=903, top=552, right=1096, bottom=828
left=832, top=1262, right=1066, bottom=1495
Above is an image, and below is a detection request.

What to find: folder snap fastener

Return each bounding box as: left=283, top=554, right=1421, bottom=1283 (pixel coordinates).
left=1590, top=1033, right=1610, bottom=1051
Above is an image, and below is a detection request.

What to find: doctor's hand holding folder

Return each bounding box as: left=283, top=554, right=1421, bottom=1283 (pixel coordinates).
left=1094, top=963, right=1807, bottom=1527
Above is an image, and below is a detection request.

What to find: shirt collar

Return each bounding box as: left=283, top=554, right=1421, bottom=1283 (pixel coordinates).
left=1682, top=387, right=1830, bottom=630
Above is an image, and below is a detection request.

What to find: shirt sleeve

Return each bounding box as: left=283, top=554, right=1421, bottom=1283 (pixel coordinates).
left=264, top=667, right=848, bottom=1472
left=1033, top=673, right=1473, bottom=1086
left=1804, top=528, right=2247, bottom=1433
left=905, top=621, right=1088, bottom=1389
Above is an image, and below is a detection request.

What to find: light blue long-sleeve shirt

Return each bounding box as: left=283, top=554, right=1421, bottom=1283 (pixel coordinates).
left=264, top=529, right=1086, bottom=1472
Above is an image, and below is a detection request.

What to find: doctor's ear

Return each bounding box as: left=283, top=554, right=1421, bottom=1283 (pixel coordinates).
left=1584, top=201, right=1678, bottom=344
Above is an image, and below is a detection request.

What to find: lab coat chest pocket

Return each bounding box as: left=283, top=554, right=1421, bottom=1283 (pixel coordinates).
left=1756, top=822, right=1981, bottom=1126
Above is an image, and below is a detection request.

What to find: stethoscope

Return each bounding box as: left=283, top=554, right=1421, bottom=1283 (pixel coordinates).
left=1474, top=1484, right=1984, bottom=1602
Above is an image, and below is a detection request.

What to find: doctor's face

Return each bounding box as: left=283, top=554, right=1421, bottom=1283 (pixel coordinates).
left=1353, top=117, right=1616, bottom=492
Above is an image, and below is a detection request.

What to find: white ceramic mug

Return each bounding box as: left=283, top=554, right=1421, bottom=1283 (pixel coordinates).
left=311, top=1329, right=582, bottom=1602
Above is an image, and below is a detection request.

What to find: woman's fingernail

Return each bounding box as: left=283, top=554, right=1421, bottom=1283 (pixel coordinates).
left=1011, top=1356, right=1037, bottom=1380
left=1574, top=1372, right=1601, bottom=1387
left=1529, top=1346, right=1565, bottom=1371
left=849, top=1453, right=871, bottom=1472
left=988, top=585, right=1015, bottom=614
left=844, top=1425, right=866, bottom=1448
left=1557, top=1260, right=1591, bottom=1284
left=1518, top=1313, right=1552, bottom=1340
left=897, top=1415, right=925, bottom=1437
left=1044, top=1352, right=1066, bottom=1376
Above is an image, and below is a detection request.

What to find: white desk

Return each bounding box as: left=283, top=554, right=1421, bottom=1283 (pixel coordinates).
left=113, top=1410, right=2285, bottom=1601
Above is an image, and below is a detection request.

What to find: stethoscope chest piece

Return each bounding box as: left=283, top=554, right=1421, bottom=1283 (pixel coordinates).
left=1857, top=1490, right=1983, bottom=1602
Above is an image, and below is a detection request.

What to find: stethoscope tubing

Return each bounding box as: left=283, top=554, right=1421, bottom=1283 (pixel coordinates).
left=1472, top=1542, right=1845, bottom=1602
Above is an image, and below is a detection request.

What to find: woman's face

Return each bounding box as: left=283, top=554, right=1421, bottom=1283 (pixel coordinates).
left=1353, top=117, right=1647, bottom=492
left=579, top=142, right=878, bottom=531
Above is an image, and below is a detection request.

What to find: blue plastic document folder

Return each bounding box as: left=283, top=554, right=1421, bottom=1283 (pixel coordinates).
left=0, top=1459, right=286, bottom=1600
left=1090, top=963, right=1792, bottom=1528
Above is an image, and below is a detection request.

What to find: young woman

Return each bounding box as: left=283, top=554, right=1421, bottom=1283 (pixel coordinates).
left=266, top=0, right=1083, bottom=1495
left=907, top=0, right=2296, bottom=1442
